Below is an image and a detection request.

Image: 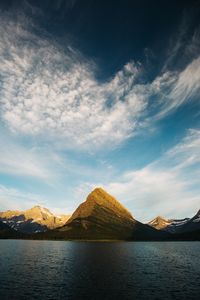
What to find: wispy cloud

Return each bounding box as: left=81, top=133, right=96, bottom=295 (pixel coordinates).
left=0, top=135, right=50, bottom=180
left=154, top=56, right=200, bottom=119
left=0, top=183, right=73, bottom=215
left=166, top=129, right=200, bottom=170
left=0, top=184, right=46, bottom=211
left=77, top=129, right=200, bottom=222
left=162, top=9, right=200, bottom=71
left=0, top=10, right=199, bottom=151
left=0, top=12, right=147, bottom=150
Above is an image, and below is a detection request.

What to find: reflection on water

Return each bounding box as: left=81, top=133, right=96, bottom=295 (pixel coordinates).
left=0, top=240, right=199, bottom=299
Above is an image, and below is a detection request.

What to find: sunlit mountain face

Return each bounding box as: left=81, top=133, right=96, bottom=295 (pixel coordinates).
left=0, top=0, right=200, bottom=223
left=0, top=3, right=200, bottom=299
left=148, top=210, right=200, bottom=234
left=0, top=187, right=199, bottom=240
left=0, top=206, right=70, bottom=233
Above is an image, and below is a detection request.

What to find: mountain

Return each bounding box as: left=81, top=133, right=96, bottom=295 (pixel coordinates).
left=148, top=209, right=200, bottom=238
left=1, top=188, right=198, bottom=240
left=148, top=216, right=172, bottom=230
left=43, top=188, right=164, bottom=240
left=148, top=216, right=190, bottom=232
left=0, top=220, right=24, bottom=239
left=0, top=206, right=70, bottom=234
left=171, top=209, right=200, bottom=235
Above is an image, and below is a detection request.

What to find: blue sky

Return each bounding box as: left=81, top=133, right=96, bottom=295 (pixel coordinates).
left=0, top=0, right=200, bottom=222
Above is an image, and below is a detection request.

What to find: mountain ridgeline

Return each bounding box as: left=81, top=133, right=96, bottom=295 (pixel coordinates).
left=0, top=188, right=199, bottom=240
left=0, top=206, right=70, bottom=234
left=44, top=187, right=163, bottom=240
left=148, top=210, right=200, bottom=240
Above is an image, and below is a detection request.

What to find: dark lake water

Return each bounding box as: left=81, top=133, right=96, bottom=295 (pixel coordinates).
left=0, top=240, right=199, bottom=300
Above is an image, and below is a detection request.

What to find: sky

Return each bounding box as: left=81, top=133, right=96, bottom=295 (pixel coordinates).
left=0, top=0, right=200, bottom=222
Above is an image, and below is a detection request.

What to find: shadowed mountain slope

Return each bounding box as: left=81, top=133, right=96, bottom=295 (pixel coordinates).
left=148, top=216, right=172, bottom=230
left=41, top=188, right=165, bottom=240
left=0, top=220, right=25, bottom=239
left=148, top=209, right=200, bottom=238
left=0, top=206, right=70, bottom=234
left=2, top=188, right=198, bottom=240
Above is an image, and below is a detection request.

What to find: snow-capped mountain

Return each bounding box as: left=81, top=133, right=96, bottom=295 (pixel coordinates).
left=0, top=206, right=70, bottom=234
left=148, top=216, right=172, bottom=230
left=148, top=209, right=200, bottom=234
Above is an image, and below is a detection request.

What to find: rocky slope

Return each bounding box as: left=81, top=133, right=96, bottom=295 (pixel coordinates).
left=0, top=220, right=24, bottom=238
left=0, top=206, right=70, bottom=234
left=148, top=209, right=200, bottom=235
left=1, top=188, right=198, bottom=240
left=148, top=216, right=172, bottom=230
left=45, top=188, right=164, bottom=240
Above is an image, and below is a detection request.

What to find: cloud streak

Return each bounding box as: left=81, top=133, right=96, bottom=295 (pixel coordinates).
left=0, top=12, right=147, bottom=150
left=0, top=184, right=46, bottom=211
left=109, top=129, right=200, bottom=221
left=0, top=132, right=57, bottom=180
left=0, top=10, right=199, bottom=151
left=77, top=129, right=200, bottom=222
left=154, top=56, right=200, bottom=119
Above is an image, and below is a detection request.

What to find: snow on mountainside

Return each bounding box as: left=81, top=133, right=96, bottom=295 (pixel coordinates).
left=148, top=216, right=171, bottom=230
left=0, top=206, right=70, bottom=234
left=148, top=209, right=200, bottom=234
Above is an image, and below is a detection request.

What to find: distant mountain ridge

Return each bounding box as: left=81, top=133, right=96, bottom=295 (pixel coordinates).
left=148, top=216, right=172, bottom=230
left=0, top=206, right=70, bottom=234
left=0, top=188, right=199, bottom=240
left=0, top=220, right=24, bottom=239
left=43, top=188, right=165, bottom=240
left=148, top=210, right=200, bottom=235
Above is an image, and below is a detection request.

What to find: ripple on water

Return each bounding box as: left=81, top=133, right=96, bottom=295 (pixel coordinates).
left=0, top=240, right=199, bottom=300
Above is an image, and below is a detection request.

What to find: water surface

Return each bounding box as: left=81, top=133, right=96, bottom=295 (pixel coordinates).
left=0, top=240, right=199, bottom=299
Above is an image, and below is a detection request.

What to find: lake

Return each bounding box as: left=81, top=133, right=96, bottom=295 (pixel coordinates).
left=0, top=240, right=199, bottom=300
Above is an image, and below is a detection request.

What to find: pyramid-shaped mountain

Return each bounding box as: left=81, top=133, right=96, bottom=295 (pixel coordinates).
left=45, top=188, right=164, bottom=240
left=148, top=216, right=172, bottom=230
left=67, top=187, right=134, bottom=226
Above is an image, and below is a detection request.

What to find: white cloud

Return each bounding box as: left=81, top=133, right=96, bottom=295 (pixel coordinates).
left=0, top=12, right=199, bottom=151
left=77, top=129, right=200, bottom=222
left=0, top=13, right=147, bottom=150
left=166, top=129, right=200, bottom=171
left=0, top=131, right=63, bottom=181
left=0, top=183, right=73, bottom=215
left=0, top=127, right=119, bottom=186
left=0, top=184, right=46, bottom=211
left=155, top=57, right=200, bottom=119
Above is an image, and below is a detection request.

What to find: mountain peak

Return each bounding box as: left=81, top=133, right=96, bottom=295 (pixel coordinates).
left=29, top=205, right=52, bottom=214
left=87, top=187, right=110, bottom=200
left=157, top=216, right=167, bottom=221
left=66, top=187, right=134, bottom=227
left=59, top=188, right=161, bottom=240
left=91, top=187, right=105, bottom=193
left=31, top=205, right=42, bottom=209
left=148, top=215, right=170, bottom=230
left=86, top=187, right=133, bottom=218
left=0, top=206, right=70, bottom=234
